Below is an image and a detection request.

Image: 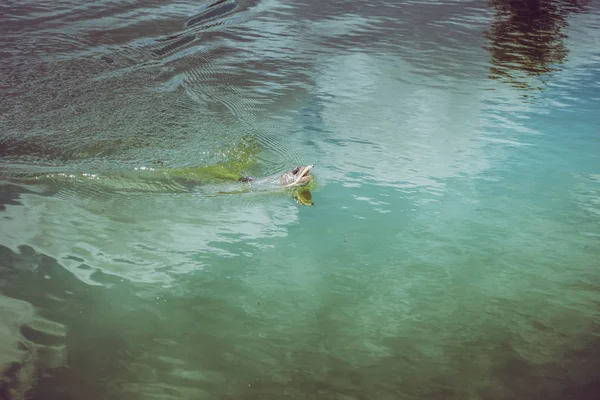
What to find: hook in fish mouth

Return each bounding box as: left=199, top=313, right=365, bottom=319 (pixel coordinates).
left=281, top=165, right=314, bottom=187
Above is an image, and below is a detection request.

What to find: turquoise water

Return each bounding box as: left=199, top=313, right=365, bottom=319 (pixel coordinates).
left=1, top=0, right=600, bottom=399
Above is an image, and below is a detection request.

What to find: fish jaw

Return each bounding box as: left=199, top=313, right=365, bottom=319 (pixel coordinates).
left=285, top=165, right=314, bottom=187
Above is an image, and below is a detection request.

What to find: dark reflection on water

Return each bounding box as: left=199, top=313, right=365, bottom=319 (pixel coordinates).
left=185, top=0, right=238, bottom=28
left=0, top=0, right=258, bottom=171
left=484, top=0, right=590, bottom=91
left=152, top=0, right=240, bottom=57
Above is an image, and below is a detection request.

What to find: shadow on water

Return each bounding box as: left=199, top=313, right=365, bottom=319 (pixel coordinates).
left=0, top=243, right=170, bottom=400
left=484, top=0, right=590, bottom=91
left=0, top=245, right=78, bottom=400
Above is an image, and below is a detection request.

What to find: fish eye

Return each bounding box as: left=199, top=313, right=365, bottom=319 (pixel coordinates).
left=292, top=167, right=299, bottom=174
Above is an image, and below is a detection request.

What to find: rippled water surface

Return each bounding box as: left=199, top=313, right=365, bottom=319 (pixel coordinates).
left=1, top=0, right=600, bottom=399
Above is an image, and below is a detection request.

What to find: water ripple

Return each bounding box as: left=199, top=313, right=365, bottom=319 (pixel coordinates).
left=2, top=1, right=600, bottom=399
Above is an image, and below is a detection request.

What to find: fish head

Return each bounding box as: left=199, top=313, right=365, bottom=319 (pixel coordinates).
left=280, top=165, right=314, bottom=187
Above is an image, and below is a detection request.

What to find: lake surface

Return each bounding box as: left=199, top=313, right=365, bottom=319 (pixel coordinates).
left=1, top=0, right=600, bottom=399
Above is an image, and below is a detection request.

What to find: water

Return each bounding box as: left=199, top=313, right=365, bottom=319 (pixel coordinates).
left=1, top=0, right=600, bottom=399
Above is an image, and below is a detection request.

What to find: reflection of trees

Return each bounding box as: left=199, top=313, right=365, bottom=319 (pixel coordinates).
left=484, top=0, right=589, bottom=91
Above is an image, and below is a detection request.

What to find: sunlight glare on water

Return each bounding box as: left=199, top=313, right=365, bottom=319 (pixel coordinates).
left=1, top=0, right=600, bottom=399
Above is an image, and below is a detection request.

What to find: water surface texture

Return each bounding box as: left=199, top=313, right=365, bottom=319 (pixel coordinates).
left=2, top=0, right=600, bottom=399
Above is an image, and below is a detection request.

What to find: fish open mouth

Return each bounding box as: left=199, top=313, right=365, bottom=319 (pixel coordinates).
left=293, top=165, right=314, bottom=186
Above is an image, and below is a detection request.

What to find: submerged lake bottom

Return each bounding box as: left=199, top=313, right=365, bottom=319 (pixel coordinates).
left=1, top=171, right=599, bottom=400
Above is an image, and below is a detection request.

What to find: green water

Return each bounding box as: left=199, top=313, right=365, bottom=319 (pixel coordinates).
left=2, top=0, right=600, bottom=399
left=2, top=147, right=599, bottom=398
